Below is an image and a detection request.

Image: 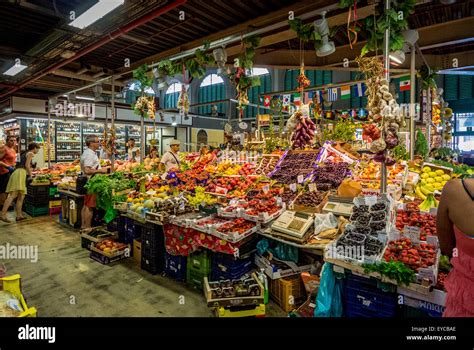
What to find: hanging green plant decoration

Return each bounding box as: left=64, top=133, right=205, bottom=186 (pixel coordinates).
left=360, top=0, right=416, bottom=56
left=227, top=36, right=261, bottom=118
left=417, top=64, right=438, bottom=90
left=131, top=64, right=155, bottom=119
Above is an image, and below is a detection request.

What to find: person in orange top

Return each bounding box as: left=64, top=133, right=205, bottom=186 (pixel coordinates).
left=0, top=136, right=17, bottom=206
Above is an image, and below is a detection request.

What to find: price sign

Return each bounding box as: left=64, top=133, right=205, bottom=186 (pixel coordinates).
left=290, top=183, right=297, bottom=192
left=297, top=175, right=304, bottom=183
left=308, top=183, right=317, bottom=192
left=263, top=185, right=270, bottom=193
left=366, top=196, right=378, bottom=206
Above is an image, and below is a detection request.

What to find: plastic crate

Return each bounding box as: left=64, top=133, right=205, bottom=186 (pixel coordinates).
left=164, top=252, right=187, bottom=282
left=49, top=200, right=61, bottom=208
left=24, top=204, right=48, bottom=217
left=0, top=274, right=37, bottom=317
left=25, top=194, right=49, bottom=206
left=210, top=253, right=254, bottom=280
left=269, top=275, right=307, bottom=313
left=399, top=294, right=444, bottom=318
left=344, top=273, right=398, bottom=318
left=49, top=207, right=61, bottom=215
left=141, top=255, right=164, bottom=275
left=187, top=249, right=211, bottom=276
left=27, top=183, right=48, bottom=195
left=186, top=268, right=209, bottom=290
left=49, top=186, right=58, bottom=197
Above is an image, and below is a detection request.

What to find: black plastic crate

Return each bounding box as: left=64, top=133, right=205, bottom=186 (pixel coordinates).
left=141, top=255, right=164, bottom=275
left=122, top=218, right=141, bottom=244
left=27, top=183, right=49, bottom=195
left=164, top=252, right=187, bottom=282
left=25, top=194, right=50, bottom=206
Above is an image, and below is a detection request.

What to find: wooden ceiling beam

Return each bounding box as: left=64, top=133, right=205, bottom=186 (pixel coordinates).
left=117, top=0, right=324, bottom=72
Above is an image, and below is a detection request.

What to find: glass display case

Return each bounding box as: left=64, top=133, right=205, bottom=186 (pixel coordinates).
left=56, top=121, right=81, bottom=161
left=114, top=124, right=127, bottom=160
left=25, top=119, right=55, bottom=162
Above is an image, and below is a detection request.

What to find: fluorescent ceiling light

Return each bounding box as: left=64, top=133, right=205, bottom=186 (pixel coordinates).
left=3, top=63, right=27, bottom=76
left=3, top=118, right=17, bottom=123
left=77, top=96, right=95, bottom=101
left=389, top=51, right=405, bottom=64
left=69, top=0, right=124, bottom=29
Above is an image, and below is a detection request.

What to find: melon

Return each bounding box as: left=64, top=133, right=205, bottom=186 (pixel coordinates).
left=144, top=200, right=154, bottom=209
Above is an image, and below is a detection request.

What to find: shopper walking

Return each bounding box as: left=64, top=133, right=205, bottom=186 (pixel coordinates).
left=436, top=178, right=474, bottom=316
left=0, top=142, right=40, bottom=223
left=0, top=136, right=17, bottom=207
left=80, top=135, right=110, bottom=233
left=160, top=139, right=181, bottom=172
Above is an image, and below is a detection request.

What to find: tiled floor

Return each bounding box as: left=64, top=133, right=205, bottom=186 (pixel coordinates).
left=0, top=214, right=286, bottom=317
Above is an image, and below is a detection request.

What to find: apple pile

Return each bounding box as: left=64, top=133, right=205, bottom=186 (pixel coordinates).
left=396, top=209, right=437, bottom=241
left=95, top=239, right=128, bottom=255
left=384, top=238, right=437, bottom=272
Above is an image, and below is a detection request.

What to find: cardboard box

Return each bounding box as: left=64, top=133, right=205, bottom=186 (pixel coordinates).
left=133, top=239, right=142, bottom=265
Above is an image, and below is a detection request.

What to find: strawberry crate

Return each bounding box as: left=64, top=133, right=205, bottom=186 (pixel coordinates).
left=383, top=228, right=440, bottom=286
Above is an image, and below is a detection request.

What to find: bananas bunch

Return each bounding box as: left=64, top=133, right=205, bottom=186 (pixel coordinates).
left=419, top=193, right=439, bottom=211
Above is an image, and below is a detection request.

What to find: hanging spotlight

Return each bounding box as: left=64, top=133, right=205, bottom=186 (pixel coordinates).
left=389, top=29, right=419, bottom=65
left=314, top=12, right=335, bottom=57
left=212, top=47, right=227, bottom=74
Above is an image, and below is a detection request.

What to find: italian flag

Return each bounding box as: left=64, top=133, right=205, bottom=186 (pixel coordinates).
left=340, top=85, right=350, bottom=100
left=400, top=76, right=411, bottom=91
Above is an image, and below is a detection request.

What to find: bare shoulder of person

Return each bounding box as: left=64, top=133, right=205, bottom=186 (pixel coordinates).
left=442, top=178, right=460, bottom=197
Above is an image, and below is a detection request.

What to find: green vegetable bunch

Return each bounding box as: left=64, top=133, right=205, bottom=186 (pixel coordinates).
left=363, top=261, right=416, bottom=286
left=414, top=129, right=429, bottom=160
left=392, top=144, right=409, bottom=161
left=85, top=172, right=135, bottom=223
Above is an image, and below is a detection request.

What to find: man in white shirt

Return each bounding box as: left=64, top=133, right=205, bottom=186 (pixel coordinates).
left=127, top=138, right=140, bottom=162
left=160, top=139, right=181, bottom=172
left=80, top=135, right=110, bottom=232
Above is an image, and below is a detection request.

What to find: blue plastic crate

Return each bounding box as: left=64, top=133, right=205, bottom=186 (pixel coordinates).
left=211, top=253, right=254, bottom=280
left=344, top=273, right=398, bottom=318
left=164, top=253, right=187, bottom=282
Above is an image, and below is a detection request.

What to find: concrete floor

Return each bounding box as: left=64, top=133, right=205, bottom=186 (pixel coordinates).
left=0, top=214, right=286, bottom=317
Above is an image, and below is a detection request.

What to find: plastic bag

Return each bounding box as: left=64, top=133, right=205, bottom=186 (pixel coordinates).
left=256, top=238, right=299, bottom=263
left=337, top=179, right=362, bottom=198
left=314, top=263, right=343, bottom=317
left=314, top=213, right=338, bottom=236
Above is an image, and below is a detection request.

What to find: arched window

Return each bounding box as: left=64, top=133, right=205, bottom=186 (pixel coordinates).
left=248, top=68, right=270, bottom=76
left=165, top=82, right=182, bottom=109
left=197, top=129, right=208, bottom=146
left=198, top=74, right=225, bottom=115
left=245, top=69, right=271, bottom=118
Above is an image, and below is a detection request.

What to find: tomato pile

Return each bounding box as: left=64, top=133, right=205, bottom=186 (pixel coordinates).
left=245, top=197, right=280, bottom=216
left=238, top=163, right=254, bottom=176
left=384, top=238, right=437, bottom=272
left=396, top=208, right=437, bottom=241
left=216, top=218, right=254, bottom=235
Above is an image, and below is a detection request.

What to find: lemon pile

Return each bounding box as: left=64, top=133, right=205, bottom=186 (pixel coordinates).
left=415, top=166, right=451, bottom=199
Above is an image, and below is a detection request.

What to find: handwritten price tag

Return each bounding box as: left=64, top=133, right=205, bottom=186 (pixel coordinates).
left=290, top=183, right=297, bottom=192
left=263, top=185, right=270, bottom=193
left=308, top=183, right=317, bottom=192
left=297, top=175, right=304, bottom=184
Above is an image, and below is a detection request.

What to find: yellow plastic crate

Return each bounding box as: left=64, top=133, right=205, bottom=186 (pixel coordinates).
left=214, top=304, right=265, bottom=318
left=0, top=274, right=37, bottom=317
left=49, top=200, right=62, bottom=208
